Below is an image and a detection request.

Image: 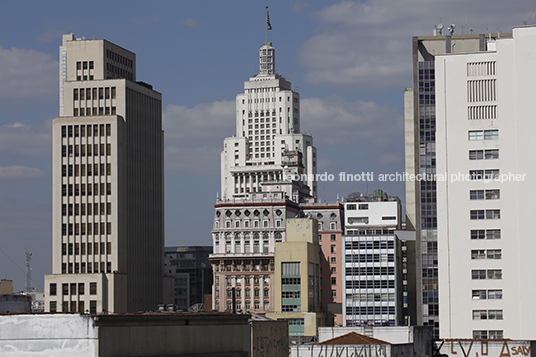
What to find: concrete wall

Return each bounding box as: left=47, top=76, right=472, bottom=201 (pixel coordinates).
left=251, top=320, right=288, bottom=357
left=0, top=295, right=31, bottom=313
left=96, top=314, right=251, bottom=357
left=0, top=314, right=96, bottom=356
left=0, top=313, right=253, bottom=357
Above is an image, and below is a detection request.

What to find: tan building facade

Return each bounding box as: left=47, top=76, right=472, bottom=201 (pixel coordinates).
left=266, top=218, right=330, bottom=337
left=44, top=34, right=164, bottom=314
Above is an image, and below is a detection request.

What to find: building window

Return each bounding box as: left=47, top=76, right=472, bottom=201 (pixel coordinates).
left=50, top=301, right=57, bottom=312
left=49, top=283, right=57, bottom=296
left=90, top=282, right=97, bottom=295
left=331, top=277, right=336, bottom=285
left=331, top=257, right=336, bottom=264
left=347, top=204, right=356, bottom=210
left=471, top=250, right=485, bottom=259
left=487, top=270, right=502, bottom=279
left=330, top=245, right=336, bottom=254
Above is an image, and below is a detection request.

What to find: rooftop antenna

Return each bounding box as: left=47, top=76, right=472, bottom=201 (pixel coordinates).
left=447, top=24, right=455, bottom=35
left=265, top=5, right=272, bottom=44
left=437, top=23, right=444, bottom=35
left=25, top=250, right=32, bottom=293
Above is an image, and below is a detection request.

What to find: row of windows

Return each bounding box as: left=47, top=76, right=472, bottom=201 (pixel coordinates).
left=470, top=209, right=500, bottom=220
left=107, top=50, right=132, bottom=68
left=62, top=183, right=111, bottom=196
left=219, top=220, right=278, bottom=228
left=473, top=330, right=503, bottom=339
left=346, top=293, right=396, bottom=302
left=62, top=261, right=111, bottom=274
left=76, top=61, right=94, bottom=70
left=220, top=303, right=268, bottom=312
left=62, top=222, right=111, bottom=235
left=346, top=307, right=396, bottom=315
left=470, top=189, right=499, bottom=200
left=345, top=228, right=396, bottom=236
left=281, top=277, right=301, bottom=285
left=62, top=242, right=111, bottom=255
left=221, top=276, right=269, bottom=285
left=74, top=107, right=116, bottom=117
left=346, top=267, right=395, bottom=276
left=472, top=269, right=502, bottom=280
left=49, top=300, right=97, bottom=313
left=471, top=249, right=501, bottom=260
left=62, top=144, right=111, bottom=157
left=61, top=124, right=111, bottom=138
left=345, top=241, right=395, bottom=250
left=473, top=310, right=504, bottom=320
left=469, top=149, right=499, bottom=160
left=345, top=254, right=395, bottom=263
left=346, top=204, right=369, bottom=210
left=469, top=169, right=499, bottom=180
left=74, top=87, right=116, bottom=101
left=223, top=289, right=268, bottom=298
left=50, top=282, right=97, bottom=296
left=472, top=289, right=502, bottom=300
left=62, top=164, right=111, bottom=177
left=106, top=62, right=132, bottom=80
left=468, top=130, right=498, bottom=140
left=62, top=203, right=111, bottom=216
left=345, top=280, right=395, bottom=289
left=281, top=291, right=301, bottom=299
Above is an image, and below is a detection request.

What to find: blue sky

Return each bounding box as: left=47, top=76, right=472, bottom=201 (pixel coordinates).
left=0, top=0, right=534, bottom=291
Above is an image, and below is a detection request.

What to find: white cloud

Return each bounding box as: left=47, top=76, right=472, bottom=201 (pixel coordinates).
left=0, top=166, right=47, bottom=180
left=301, top=95, right=402, bottom=147
left=162, top=96, right=402, bottom=175
left=0, top=46, right=57, bottom=100
left=298, top=0, right=533, bottom=89
left=0, top=120, right=52, bottom=159
left=163, top=101, right=235, bottom=174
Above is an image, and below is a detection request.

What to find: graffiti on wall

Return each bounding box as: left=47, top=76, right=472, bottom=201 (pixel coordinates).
left=295, top=344, right=390, bottom=357
left=442, top=340, right=531, bottom=357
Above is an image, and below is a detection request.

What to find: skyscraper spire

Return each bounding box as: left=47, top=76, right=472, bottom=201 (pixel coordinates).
left=265, top=5, right=272, bottom=44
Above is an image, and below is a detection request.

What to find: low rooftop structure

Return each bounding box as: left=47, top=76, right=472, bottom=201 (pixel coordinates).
left=0, top=312, right=288, bottom=357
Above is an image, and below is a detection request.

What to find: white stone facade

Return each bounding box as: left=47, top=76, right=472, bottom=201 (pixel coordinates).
left=220, top=42, right=317, bottom=200
left=435, top=26, right=536, bottom=339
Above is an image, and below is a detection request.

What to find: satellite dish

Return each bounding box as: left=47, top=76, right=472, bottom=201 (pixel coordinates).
left=188, top=303, right=205, bottom=313
left=448, top=24, right=455, bottom=35
left=437, top=23, right=444, bottom=29
left=346, top=192, right=362, bottom=202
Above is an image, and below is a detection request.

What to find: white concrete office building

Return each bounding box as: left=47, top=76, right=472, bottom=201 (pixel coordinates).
left=342, top=192, right=403, bottom=327
left=436, top=25, right=536, bottom=339
left=44, top=34, right=164, bottom=314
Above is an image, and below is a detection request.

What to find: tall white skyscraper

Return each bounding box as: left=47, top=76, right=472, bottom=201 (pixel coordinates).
left=404, top=31, right=509, bottom=338
left=45, top=34, right=164, bottom=314
left=220, top=41, right=317, bottom=200
left=435, top=25, right=536, bottom=339
left=210, top=26, right=318, bottom=314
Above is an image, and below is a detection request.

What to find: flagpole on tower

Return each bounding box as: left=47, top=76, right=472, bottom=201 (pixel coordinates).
left=266, top=5, right=272, bottom=44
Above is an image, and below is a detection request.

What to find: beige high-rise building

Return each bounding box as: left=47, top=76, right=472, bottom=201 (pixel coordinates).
left=44, top=34, right=164, bottom=314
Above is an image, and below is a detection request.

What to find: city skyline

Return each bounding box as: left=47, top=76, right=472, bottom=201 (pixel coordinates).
left=0, top=0, right=534, bottom=291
